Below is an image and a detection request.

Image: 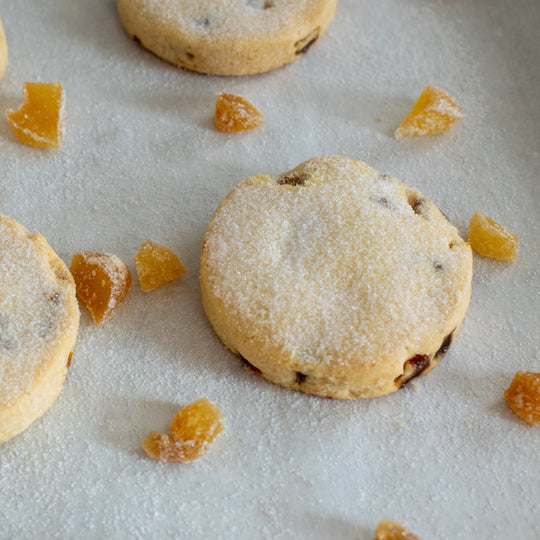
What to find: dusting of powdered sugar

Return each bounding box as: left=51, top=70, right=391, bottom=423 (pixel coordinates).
left=0, top=1, right=537, bottom=538
left=203, top=156, right=470, bottom=365
left=0, top=216, right=75, bottom=404
left=136, top=0, right=325, bottom=40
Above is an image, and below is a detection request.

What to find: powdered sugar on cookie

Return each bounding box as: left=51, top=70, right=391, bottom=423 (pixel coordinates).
left=201, top=157, right=472, bottom=398
left=0, top=216, right=78, bottom=407
left=137, top=0, right=322, bottom=40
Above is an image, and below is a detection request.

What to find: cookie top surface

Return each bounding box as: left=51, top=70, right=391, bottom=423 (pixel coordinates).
left=0, top=15, right=7, bottom=81
left=125, top=0, right=330, bottom=41
left=201, top=157, right=472, bottom=378
left=0, top=215, right=79, bottom=406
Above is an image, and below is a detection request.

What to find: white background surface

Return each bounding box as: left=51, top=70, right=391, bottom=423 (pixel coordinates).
left=0, top=1, right=539, bottom=538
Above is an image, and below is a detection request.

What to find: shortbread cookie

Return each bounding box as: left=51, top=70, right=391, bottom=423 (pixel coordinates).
left=0, top=215, right=79, bottom=443
left=0, top=15, right=7, bottom=81
left=200, top=157, right=473, bottom=399
left=117, top=0, right=337, bottom=75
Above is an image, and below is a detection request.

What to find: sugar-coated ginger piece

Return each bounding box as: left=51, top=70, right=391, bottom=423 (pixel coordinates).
left=395, top=85, right=463, bottom=138
left=6, top=82, right=66, bottom=148
left=70, top=251, right=131, bottom=324
left=215, top=93, right=264, bottom=133
left=504, top=371, right=540, bottom=426
left=373, top=520, right=421, bottom=540
left=0, top=16, right=7, bottom=82
left=468, top=211, right=519, bottom=261
left=142, top=398, right=225, bottom=463
left=135, top=240, right=186, bottom=292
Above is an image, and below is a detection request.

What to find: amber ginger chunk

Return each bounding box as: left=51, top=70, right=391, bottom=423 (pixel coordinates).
left=0, top=16, right=7, bottom=82
left=504, top=371, right=540, bottom=426
left=70, top=251, right=131, bottom=324
left=395, top=85, right=463, bottom=138
left=6, top=82, right=66, bottom=148
left=214, top=93, right=263, bottom=133
left=142, top=398, right=225, bottom=463
left=373, top=520, right=421, bottom=540
left=468, top=211, right=519, bottom=261
left=135, top=240, right=186, bottom=292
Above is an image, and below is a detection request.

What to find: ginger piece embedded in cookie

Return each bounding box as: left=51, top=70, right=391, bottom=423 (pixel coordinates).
left=468, top=211, right=519, bottom=261
left=504, top=371, right=540, bottom=426
left=6, top=82, right=66, bottom=148
left=373, top=520, right=421, bottom=540
left=142, top=398, right=225, bottom=463
left=215, top=93, right=263, bottom=133
left=135, top=240, right=186, bottom=292
left=70, top=251, right=131, bottom=324
left=395, top=85, right=463, bottom=137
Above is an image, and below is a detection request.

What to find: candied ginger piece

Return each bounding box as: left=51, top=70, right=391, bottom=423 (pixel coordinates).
left=6, top=82, right=66, bottom=148
left=373, top=520, right=421, bottom=540
left=135, top=240, right=186, bottom=292
left=70, top=251, right=131, bottom=324
left=504, top=371, right=540, bottom=426
left=394, top=85, right=463, bottom=137
left=468, top=211, right=519, bottom=261
left=0, top=16, right=7, bottom=82
left=214, top=93, right=263, bottom=133
left=142, top=398, right=225, bottom=463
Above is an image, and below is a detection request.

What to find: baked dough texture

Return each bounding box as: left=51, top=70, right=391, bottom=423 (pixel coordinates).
left=117, top=0, right=337, bottom=75
left=0, top=215, right=79, bottom=443
left=200, top=157, right=473, bottom=398
left=0, top=15, right=7, bottom=81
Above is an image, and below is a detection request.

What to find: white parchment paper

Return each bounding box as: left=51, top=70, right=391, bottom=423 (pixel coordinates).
left=0, top=1, right=538, bottom=538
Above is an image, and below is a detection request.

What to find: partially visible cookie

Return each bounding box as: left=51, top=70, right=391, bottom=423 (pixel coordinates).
left=0, top=15, right=7, bottom=81
left=200, top=157, right=473, bottom=399
left=117, top=0, right=337, bottom=75
left=0, top=215, right=79, bottom=443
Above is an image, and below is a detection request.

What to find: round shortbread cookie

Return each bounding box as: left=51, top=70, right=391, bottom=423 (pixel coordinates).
left=0, top=215, right=79, bottom=443
left=117, top=0, right=337, bottom=75
left=200, top=157, right=473, bottom=399
left=0, top=15, right=7, bottom=81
